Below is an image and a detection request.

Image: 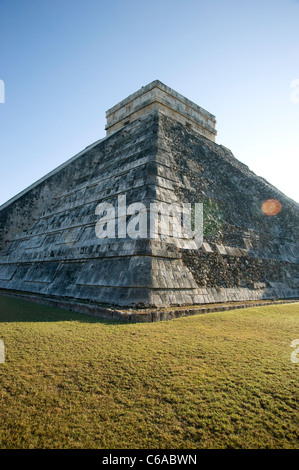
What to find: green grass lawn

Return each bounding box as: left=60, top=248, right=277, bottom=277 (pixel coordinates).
left=0, top=295, right=298, bottom=449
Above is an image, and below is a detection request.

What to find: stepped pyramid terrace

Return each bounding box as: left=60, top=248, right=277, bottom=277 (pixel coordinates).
left=0, top=80, right=298, bottom=321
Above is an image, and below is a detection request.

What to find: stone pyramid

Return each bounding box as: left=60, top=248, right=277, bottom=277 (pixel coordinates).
left=0, top=80, right=298, bottom=312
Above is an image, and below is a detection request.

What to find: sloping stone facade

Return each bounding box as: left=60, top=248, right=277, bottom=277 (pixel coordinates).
left=0, top=82, right=298, bottom=310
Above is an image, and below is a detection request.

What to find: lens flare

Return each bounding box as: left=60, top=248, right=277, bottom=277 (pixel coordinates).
left=261, top=199, right=282, bottom=216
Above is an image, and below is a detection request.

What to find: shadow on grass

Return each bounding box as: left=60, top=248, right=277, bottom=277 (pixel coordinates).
left=0, top=295, right=123, bottom=324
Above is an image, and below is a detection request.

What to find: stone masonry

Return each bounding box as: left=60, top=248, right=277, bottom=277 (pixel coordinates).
left=0, top=80, right=298, bottom=311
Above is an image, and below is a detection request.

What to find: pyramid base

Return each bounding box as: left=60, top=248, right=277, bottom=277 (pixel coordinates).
left=1, top=288, right=298, bottom=323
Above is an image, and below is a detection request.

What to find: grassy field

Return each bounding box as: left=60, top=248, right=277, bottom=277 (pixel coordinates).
left=0, top=295, right=298, bottom=449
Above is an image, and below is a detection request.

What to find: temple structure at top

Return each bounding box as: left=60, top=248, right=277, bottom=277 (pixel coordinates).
left=105, top=80, right=217, bottom=142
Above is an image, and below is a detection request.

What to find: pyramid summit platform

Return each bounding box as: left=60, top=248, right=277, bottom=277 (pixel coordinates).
left=105, top=80, right=217, bottom=141
left=0, top=81, right=298, bottom=320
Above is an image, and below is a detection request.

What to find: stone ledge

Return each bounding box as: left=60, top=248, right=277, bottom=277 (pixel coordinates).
left=0, top=288, right=297, bottom=323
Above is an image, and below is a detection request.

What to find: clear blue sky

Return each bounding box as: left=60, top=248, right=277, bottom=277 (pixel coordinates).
left=0, top=0, right=298, bottom=205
